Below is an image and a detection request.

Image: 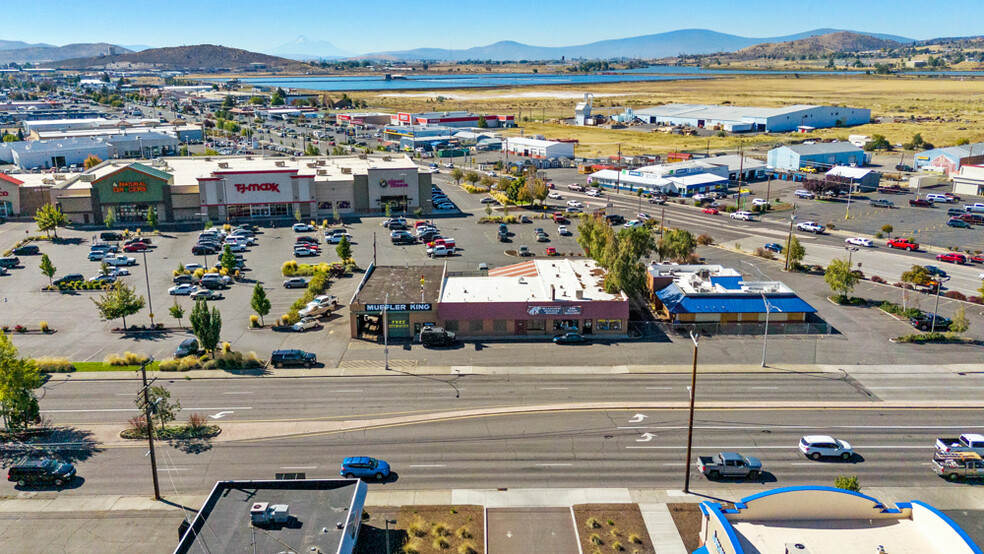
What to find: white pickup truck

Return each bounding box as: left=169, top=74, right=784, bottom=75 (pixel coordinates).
left=104, top=255, right=137, bottom=266
left=796, top=221, right=825, bottom=234
left=937, top=433, right=984, bottom=456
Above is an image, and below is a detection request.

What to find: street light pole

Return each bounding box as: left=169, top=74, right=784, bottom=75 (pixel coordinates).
left=845, top=245, right=859, bottom=270
left=931, top=276, right=950, bottom=334
left=683, top=330, right=699, bottom=494
left=141, top=250, right=154, bottom=327
left=138, top=358, right=161, bottom=500
left=760, top=293, right=781, bottom=368
left=383, top=293, right=390, bottom=371
left=783, top=212, right=797, bottom=271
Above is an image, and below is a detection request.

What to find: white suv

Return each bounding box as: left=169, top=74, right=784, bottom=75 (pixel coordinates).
left=799, top=435, right=853, bottom=460
left=730, top=211, right=754, bottom=221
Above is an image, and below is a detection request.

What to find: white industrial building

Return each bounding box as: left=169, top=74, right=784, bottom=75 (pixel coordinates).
left=504, top=137, right=574, bottom=159
left=632, top=103, right=870, bottom=132
left=953, top=165, right=984, bottom=197
left=0, top=137, right=111, bottom=170
left=22, top=117, right=162, bottom=134
left=588, top=159, right=733, bottom=197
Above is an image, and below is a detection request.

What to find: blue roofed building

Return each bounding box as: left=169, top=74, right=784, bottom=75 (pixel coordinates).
left=694, top=486, right=981, bottom=554
left=646, top=264, right=817, bottom=329
left=914, top=142, right=984, bottom=175
left=767, top=142, right=867, bottom=171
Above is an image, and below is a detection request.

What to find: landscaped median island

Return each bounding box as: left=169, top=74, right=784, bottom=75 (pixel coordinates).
left=356, top=505, right=484, bottom=554
left=573, top=504, right=654, bottom=554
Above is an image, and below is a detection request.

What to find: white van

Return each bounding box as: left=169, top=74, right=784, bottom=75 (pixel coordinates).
left=926, top=194, right=952, bottom=203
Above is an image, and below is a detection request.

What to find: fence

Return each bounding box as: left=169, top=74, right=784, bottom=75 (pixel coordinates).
left=658, top=320, right=833, bottom=337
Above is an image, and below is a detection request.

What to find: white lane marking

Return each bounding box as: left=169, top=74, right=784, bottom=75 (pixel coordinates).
left=628, top=445, right=934, bottom=450
left=280, top=466, right=318, bottom=470
left=535, top=463, right=573, bottom=467
left=333, top=390, right=364, bottom=393
left=866, top=386, right=984, bottom=390
left=409, top=464, right=448, bottom=468
left=790, top=462, right=818, bottom=466
left=636, top=433, right=657, bottom=442
left=662, top=462, right=687, bottom=466
left=538, top=387, right=569, bottom=390
left=628, top=414, right=648, bottom=423
left=645, top=387, right=673, bottom=390
left=749, top=386, right=780, bottom=390
left=157, top=468, right=189, bottom=472
left=222, top=391, right=254, bottom=395
left=42, top=406, right=253, bottom=413
left=617, top=424, right=975, bottom=431
left=210, top=411, right=234, bottom=419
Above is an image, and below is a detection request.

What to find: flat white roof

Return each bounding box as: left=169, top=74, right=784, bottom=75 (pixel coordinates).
left=506, top=136, right=568, bottom=148
left=732, top=518, right=937, bottom=554
left=441, top=259, right=621, bottom=303
left=826, top=165, right=875, bottom=179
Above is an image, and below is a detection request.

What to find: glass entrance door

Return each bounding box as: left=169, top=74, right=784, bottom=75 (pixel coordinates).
left=250, top=205, right=271, bottom=218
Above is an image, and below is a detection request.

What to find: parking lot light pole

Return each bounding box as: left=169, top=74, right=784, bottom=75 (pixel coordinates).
left=844, top=245, right=859, bottom=270
left=931, top=276, right=950, bottom=334
left=683, top=330, right=699, bottom=494
left=761, top=293, right=781, bottom=368
left=141, top=250, right=154, bottom=327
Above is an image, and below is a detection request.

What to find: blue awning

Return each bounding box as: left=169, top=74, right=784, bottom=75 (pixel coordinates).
left=656, top=283, right=817, bottom=314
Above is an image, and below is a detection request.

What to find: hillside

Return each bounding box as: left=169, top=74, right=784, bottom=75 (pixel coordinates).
left=46, top=44, right=314, bottom=71
left=732, top=31, right=901, bottom=60
left=0, top=42, right=128, bottom=64
left=361, top=28, right=914, bottom=61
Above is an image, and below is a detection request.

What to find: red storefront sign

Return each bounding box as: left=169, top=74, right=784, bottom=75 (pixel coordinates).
left=234, top=183, right=281, bottom=193
left=0, top=190, right=9, bottom=197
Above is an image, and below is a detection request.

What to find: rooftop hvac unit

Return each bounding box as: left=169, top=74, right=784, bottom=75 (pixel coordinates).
left=358, top=153, right=367, bottom=160
left=317, top=169, right=327, bottom=176
left=382, top=155, right=391, bottom=161
left=785, top=544, right=812, bottom=554
left=250, top=502, right=290, bottom=525
left=306, top=162, right=317, bottom=168
left=341, top=167, right=352, bottom=174
left=217, top=162, right=229, bottom=168
left=54, top=174, right=65, bottom=180
left=275, top=161, right=286, bottom=167
left=317, top=159, right=326, bottom=166
left=80, top=174, right=95, bottom=182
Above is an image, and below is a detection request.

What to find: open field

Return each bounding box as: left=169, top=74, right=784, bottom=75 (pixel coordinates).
left=355, top=75, right=984, bottom=157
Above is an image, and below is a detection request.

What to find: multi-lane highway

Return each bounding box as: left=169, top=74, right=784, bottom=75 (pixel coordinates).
left=7, top=371, right=981, bottom=497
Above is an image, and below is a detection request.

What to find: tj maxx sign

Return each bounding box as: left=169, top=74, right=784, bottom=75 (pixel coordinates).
left=234, top=183, right=280, bottom=193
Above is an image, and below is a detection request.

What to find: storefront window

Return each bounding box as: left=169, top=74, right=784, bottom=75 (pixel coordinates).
left=528, top=319, right=545, bottom=331
left=115, top=204, right=151, bottom=223
left=469, top=320, right=483, bottom=332
left=444, top=320, right=458, bottom=332
left=493, top=320, right=507, bottom=332
left=553, top=319, right=579, bottom=331
left=596, top=319, right=622, bottom=331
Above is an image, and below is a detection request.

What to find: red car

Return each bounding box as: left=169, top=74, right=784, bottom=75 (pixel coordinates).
left=886, top=238, right=919, bottom=251
left=702, top=207, right=719, bottom=215
left=123, top=242, right=148, bottom=252
left=937, top=253, right=967, bottom=264
left=970, top=255, right=984, bottom=264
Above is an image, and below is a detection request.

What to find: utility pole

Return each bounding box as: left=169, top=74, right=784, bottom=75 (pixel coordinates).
left=683, top=331, right=699, bottom=494
left=382, top=293, right=390, bottom=371
left=615, top=143, right=621, bottom=194
left=138, top=358, right=161, bottom=500
left=660, top=205, right=666, bottom=236
left=783, top=212, right=797, bottom=271
left=141, top=250, right=154, bottom=327
left=765, top=174, right=772, bottom=206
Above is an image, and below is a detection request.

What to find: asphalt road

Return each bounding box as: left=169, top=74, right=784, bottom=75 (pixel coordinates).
left=8, top=405, right=982, bottom=496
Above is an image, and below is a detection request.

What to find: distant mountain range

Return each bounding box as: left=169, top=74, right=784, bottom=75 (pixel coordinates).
left=733, top=31, right=902, bottom=60
left=46, top=44, right=314, bottom=72
left=267, top=36, right=352, bottom=60
left=0, top=42, right=129, bottom=64
left=357, top=28, right=916, bottom=61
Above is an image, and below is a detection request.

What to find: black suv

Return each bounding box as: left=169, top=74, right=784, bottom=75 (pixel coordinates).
left=605, top=214, right=625, bottom=225
left=53, top=273, right=84, bottom=286
left=7, top=459, right=76, bottom=487
left=270, top=349, right=317, bottom=368
left=12, top=244, right=40, bottom=255
left=100, top=231, right=123, bottom=242
left=909, top=313, right=951, bottom=332
left=192, top=245, right=217, bottom=255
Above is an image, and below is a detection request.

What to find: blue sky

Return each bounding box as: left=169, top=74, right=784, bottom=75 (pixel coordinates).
left=5, top=0, right=981, bottom=53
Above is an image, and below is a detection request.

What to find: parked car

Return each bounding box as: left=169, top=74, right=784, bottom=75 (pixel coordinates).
left=751, top=198, right=769, bottom=207
left=558, top=225, right=570, bottom=236
left=764, top=243, right=783, bottom=253
left=926, top=194, right=953, bottom=203
left=937, top=252, right=968, bottom=264
left=566, top=200, right=583, bottom=208
left=88, top=274, right=117, bottom=285
left=869, top=198, right=895, bottom=208
left=191, top=245, right=217, bottom=256
left=520, top=215, right=532, bottom=223
left=7, top=459, right=76, bottom=487
left=702, top=207, right=719, bottom=215
left=283, top=277, right=308, bottom=289
left=924, top=265, right=948, bottom=278
left=294, top=246, right=319, bottom=257
left=168, top=284, right=197, bottom=295
left=12, top=245, right=39, bottom=255
left=697, top=452, right=763, bottom=479
left=190, top=289, right=224, bottom=301
left=292, top=223, right=315, bottom=232
left=519, top=245, right=531, bottom=256
left=270, top=349, right=317, bottom=368
left=948, top=207, right=967, bottom=217
left=548, top=192, right=563, bottom=200
left=623, top=219, right=644, bottom=229
left=104, top=255, right=136, bottom=266
left=87, top=250, right=108, bottom=261
left=909, top=198, right=934, bottom=208
left=53, top=273, right=84, bottom=286
left=948, top=218, right=972, bottom=228
left=292, top=318, right=320, bottom=332
left=480, top=196, right=497, bottom=204
left=799, top=435, right=854, bottom=460
left=554, top=332, right=586, bottom=344
left=340, top=456, right=390, bottom=480
left=793, top=190, right=815, bottom=199
left=730, top=211, right=754, bottom=221
left=845, top=237, right=873, bottom=247
left=959, top=213, right=984, bottom=224
left=586, top=189, right=602, bottom=197
left=123, top=242, right=148, bottom=252
left=909, top=312, right=951, bottom=332
left=174, top=338, right=201, bottom=357
left=325, top=233, right=352, bottom=244
left=426, top=245, right=455, bottom=257
left=296, top=235, right=320, bottom=245
left=936, top=433, right=984, bottom=456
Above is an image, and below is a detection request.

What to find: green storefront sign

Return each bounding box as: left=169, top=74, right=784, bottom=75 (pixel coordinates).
left=92, top=166, right=169, bottom=204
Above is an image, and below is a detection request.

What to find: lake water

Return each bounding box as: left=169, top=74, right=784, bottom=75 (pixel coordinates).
left=225, top=66, right=984, bottom=92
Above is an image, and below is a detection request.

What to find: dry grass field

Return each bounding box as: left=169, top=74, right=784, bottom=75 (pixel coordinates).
left=351, top=75, right=984, bottom=157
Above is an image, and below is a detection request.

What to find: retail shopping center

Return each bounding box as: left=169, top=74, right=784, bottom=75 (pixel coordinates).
left=49, top=154, right=431, bottom=224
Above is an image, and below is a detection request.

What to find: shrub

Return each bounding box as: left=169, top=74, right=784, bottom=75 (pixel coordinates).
left=408, top=518, right=428, bottom=538
left=870, top=275, right=886, bottom=284
left=874, top=231, right=883, bottom=238
left=34, top=357, right=75, bottom=373
left=431, top=523, right=450, bottom=537
left=457, top=544, right=477, bottom=554
left=945, top=290, right=968, bottom=301
left=403, top=539, right=422, bottom=554
left=250, top=315, right=260, bottom=328
left=432, top=537, right=450, bottom=550
left=895, top=332, right=949, bottom=343
left=128, top=414, right=148, bottom=433
left=754, top=247, right=775, bottom=260
left=202, top=359, right=219, bottom=370
left=222, top=341, right=232, bottom=353
left=696, top=233, right=714, bottom=246
left=834, top=475, right=861, bottom=492
left=282, top=260, right=299, bottom=276
left=628, top=534, right=642, bottom=544
left=187, top=412, right=207, bottom=431
left=456, top=526, right=471, bottom=539
left=586, top=517, right=600, bottom=529
left=104, top=351, right=149, bottom=366
left=611, top=541, right=624, bottom=551
left=462, top=184, right=490, bottom=193
left=159, top=359, right=180, bottom=371
left=178, top=355, right=202, bottom=371
left=590, top=533, right=603, bottom=545
left=607, top=519, right=615, bottom=526
left=968, top=296, right=984, bottom=305
left=14, top=324, right=26, bottom=333
left=39, top=321, right=50, bottom=333
left=881, top=224, right=894, bottom=234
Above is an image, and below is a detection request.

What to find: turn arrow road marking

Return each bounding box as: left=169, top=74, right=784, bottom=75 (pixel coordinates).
left=210, top=411, right=234, bottom=420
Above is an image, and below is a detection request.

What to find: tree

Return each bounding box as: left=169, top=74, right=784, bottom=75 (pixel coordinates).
left=532, top=179, right=549, bottom=206
left=823, top=258, right=860, bottom=299
left=332, top=204, right=341, bottom=225
left=477, top=115, right=488, bottom=128
left=785, top=234, right=806, bottom=268
left=384, top=203, right=392, bottom=218
left=2, top=134, right=18, bottom=143
left=0, top=332, right=41, bottom=431
left=169, top=301, right=185, bottom=329
left=33, top=203, right=67, bottom=238
left=83, top=154, right=102, bottom=170
left=485, top=203, right=493, bottom=217
left=222, top=95, right=234, bottom=108
left=657, top=228, right=697, bottom=263
left=450, top=167, right=464, bottom=185
left=413, top=207, right=423, bottom=220
left=463, top=171, right=480, bottom=187
left=293, top=206, right=302, bottom=222
left=145, top=206, right=158, bottom=229
left=92, top=281, right=146, bottom=330
left=250, top=283, right=271, bottom=326
left=104, top=207, right=116, bottom=229
left=219, top=244, right=237, bottom=273
left=834, top=475, right=861, bottom=492
left=950, top=306, right=970, bottom=334
left=480, top=175, right=494, bottom=189
left=189, top=299, right=222, bottom=357
left=39, top=253, right=55, bottom=287
left=516, top=181, right=533, bottom=205
left=336, top=235, right=352, bottom=262
left=135, top=384, right=180, bottom=431
left=901, top=264, right=932, bottom=287
left=304, top=144, right=320, bottom=156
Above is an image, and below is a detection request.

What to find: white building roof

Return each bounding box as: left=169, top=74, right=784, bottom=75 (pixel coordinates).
left=506, top=137, right=566, bottom=148
left=441, top=259, right=621, bottom=303
left=826, top=166, right=875, bottom=179
left=635, top=103, right=820, bottom=122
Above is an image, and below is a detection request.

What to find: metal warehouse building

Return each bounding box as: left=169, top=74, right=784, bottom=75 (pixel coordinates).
left=633, top=104, right=870, bottom=132
left=767, top=143, right=867, bottom=171
left=914, top=143, right=984, bottom=175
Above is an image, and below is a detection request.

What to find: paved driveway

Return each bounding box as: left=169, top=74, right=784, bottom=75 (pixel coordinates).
left=487, top=507, right=579, bottom=554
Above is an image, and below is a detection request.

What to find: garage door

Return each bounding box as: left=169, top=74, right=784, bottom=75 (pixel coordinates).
left=387, top=312, right=411, bottom=338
